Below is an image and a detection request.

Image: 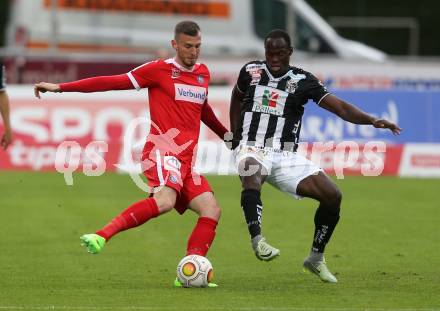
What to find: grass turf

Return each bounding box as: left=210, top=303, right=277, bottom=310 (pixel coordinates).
left=0, top=172, right=439, bottom=310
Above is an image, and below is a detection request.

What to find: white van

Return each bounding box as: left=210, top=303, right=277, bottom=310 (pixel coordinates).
left=6, top=0, right=386, bottom=61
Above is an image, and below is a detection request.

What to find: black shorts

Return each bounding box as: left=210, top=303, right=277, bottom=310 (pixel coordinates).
left=0, top=64, right=5, bottom=91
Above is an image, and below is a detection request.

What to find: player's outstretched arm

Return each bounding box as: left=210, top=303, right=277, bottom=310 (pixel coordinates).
left=370, top=118, right=402, bottom=135
left=34, top=82, right=61, bottom=99
left=320, top=94, right=402, bottom=135
left=34, top=74, right=134, bottom=99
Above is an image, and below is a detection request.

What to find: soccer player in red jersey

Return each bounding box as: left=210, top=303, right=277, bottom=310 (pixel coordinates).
left=34, top=21, right=228, bottom=286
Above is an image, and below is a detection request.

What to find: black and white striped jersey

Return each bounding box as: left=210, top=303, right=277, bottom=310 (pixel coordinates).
left=0, top=64, right=5, bottom=91
left=234, top=60, right=330, bottom=152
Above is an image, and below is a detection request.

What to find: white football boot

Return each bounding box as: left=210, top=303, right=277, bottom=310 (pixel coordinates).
left=253, top=237, right=280, bottom=261
left=303, top=257, right=338, bottom=283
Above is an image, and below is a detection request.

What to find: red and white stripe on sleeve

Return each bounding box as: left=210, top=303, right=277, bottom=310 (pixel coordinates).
left=126, top=60, right=161, bottom=90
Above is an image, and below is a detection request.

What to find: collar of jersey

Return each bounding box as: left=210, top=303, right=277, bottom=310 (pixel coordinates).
left=262, top=63, right=292, bottom=82
left=165, top=58, right=199, bottom=72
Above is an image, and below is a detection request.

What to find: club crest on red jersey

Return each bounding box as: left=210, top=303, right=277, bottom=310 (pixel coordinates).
left=197, top=75, right=204, bottom=84
left=171, top=68, right=180, bottom=79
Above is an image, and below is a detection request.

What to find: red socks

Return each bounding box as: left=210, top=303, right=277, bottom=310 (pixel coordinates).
left=96, top=198, right=159, bottom=241
left=186, top=217, right=218, bottom=256
left=95, top=199, right=218, bottom=257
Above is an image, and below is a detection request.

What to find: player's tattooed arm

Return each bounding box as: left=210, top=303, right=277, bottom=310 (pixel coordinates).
left=319, top=94, right=402, bottom=135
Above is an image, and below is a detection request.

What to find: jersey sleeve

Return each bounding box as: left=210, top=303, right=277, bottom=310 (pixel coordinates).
left=0, top=64, right=6, bottom=91
left=127, top=60, right=161, bottom=90
left=59, top=74, right=133, bottom=93
left=306, top=73, right=330, bottom=105
left=201, top=101, right=228, bottom=139
left=235, top=65, right=250, bottom=94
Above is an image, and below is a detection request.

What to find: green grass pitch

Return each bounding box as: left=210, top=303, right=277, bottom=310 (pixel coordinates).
left=0, top=172, right=439, bottom=311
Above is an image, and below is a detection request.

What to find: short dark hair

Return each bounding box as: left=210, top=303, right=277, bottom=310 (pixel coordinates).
left=174, top=21, right=201, bottom=38
left=264, top=29, right=292, bottom=48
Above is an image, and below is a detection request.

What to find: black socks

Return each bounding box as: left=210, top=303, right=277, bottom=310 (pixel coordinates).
left=312, top=205, right=340, bottom=253
left=241, top=189, right=263, bottom=238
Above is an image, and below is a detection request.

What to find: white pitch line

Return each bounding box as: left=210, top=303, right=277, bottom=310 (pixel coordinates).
left=0, top=307, right=439, bottom=311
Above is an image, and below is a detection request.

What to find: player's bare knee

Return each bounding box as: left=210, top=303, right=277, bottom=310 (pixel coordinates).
left=317, top=183, right=342, bottom=208
left=154, top=196, right=175, bottom=214
left=324, top=188, right=342, bottom=209
left=241, top=176, right=262, bottom=191
left=334, top=188, right=342, bottom=206
left=203, top=203, right=221, bottom=221
left=190, top=193, right=221, bottom=220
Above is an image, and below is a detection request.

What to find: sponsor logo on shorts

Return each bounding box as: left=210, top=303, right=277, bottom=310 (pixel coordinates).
left=169, top=175, right=178, bottom=184
left=164, top=156, right=182, bottom=176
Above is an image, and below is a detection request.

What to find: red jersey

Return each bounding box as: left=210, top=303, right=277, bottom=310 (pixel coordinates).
left=58, top=57, right=227, bottom=196
left=59, top=57, right=227, bottom=166
left=127, top=58, right=210, bottom=162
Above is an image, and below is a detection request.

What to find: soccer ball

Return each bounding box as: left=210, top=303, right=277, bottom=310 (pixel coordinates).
left=176, top=255, right=213, bottom=287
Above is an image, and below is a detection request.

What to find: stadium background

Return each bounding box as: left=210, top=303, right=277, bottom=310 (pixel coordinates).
left=0, top=1, right=439, bottom=310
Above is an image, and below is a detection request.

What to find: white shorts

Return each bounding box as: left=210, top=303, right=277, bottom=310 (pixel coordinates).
left=234, top=145, right=322, bottom=199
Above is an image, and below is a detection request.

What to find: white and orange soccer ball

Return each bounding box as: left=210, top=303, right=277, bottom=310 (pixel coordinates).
left=176, top=255, right=214, bottom=287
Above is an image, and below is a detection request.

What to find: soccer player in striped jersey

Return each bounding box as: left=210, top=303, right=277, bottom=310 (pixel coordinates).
left=229, top=29, right=401, bottom=283
left=34, top=21, right=228, bottom=287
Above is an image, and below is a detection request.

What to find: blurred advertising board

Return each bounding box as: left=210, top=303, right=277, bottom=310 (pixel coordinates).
left=0, top=86, right=439, bottom=177
left=4, top=57, right=440, bottom=90
left=302, top=90, right=440, bottom=144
